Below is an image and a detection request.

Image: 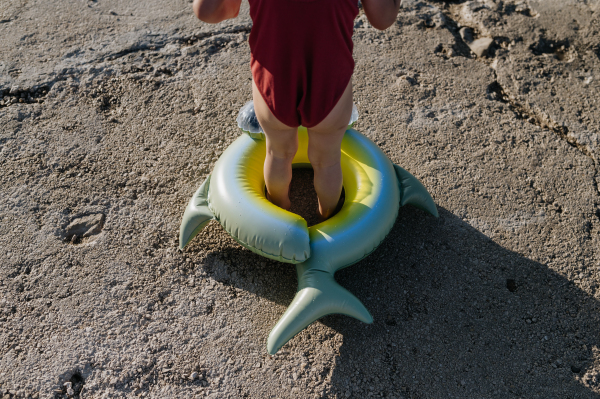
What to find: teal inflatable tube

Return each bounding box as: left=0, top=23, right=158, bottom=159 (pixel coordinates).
left=180, top=104, right=438, bottom=354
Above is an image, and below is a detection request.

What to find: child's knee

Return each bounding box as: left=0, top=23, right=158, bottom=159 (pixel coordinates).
left=307, top=146, right=340, bottom=169
left=267, top=138, right=298, bottom=161
left=269, top=148, right=297, bottom=162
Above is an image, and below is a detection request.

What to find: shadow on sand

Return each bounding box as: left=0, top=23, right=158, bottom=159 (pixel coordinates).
left=322, top=206, right=600, bottom=398
left=194, top=194, right=600, bottom=398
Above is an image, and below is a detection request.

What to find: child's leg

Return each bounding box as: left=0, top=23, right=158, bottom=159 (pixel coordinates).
left=307, top=80, right=353, bottom=220
left=252, top=80, right=298, bottom=210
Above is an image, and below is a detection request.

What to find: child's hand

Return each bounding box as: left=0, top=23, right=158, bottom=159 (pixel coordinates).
left=361, top=0, right=402, bottom=30
left=193, top=0, right=242, bottom=23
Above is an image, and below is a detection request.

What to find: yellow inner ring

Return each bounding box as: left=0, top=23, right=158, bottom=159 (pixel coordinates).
left=240, top=127, right=383, bottom=234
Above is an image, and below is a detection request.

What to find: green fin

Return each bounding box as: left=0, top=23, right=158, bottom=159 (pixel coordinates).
left=267, top=262, right=372, bottom=355
left=393, top=164, right=439, bottom=217
left=179, top=175, right=215, bottom=249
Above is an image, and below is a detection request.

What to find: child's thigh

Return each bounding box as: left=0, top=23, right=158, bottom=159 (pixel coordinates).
left=307, top=80, right=353, bottom=159
left=252, top=80, right=298, bottom=156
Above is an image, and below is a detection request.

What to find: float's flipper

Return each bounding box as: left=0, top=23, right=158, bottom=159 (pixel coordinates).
left=393, top=164, right=439, bottom=217
left=267, top=263, right=372, bottom=355
left=179, top=175, right=215, bottom=249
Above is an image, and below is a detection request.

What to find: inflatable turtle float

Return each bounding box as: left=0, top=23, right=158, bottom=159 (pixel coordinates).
left=179, top=102, right=438, bottom=354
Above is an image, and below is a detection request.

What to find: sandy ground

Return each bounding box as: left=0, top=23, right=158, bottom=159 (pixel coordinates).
left=1, top=0, right=600, bottom=398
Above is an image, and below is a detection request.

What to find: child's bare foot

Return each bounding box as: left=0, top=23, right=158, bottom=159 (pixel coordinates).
left=266, top=188, right=291, bottom=211
left=317, top=187, right=345, bottom=221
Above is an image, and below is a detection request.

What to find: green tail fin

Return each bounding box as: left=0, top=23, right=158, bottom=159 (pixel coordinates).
left=179, top=175, right=215, bottom=249
left=393, top=164, right=439, bottom=217
left=267, top=264, right=372, bottom=355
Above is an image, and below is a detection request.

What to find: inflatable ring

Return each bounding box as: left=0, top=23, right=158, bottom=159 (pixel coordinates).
left=179, top=104, right=438, bottom=354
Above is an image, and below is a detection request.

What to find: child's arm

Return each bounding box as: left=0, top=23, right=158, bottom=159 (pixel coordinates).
left=361, top=0, right=401, bottom=30
left=193, top=0, right=242, bottom=23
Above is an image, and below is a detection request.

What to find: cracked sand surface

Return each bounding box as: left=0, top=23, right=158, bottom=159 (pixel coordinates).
left=1, top=0, right=600, bottom=398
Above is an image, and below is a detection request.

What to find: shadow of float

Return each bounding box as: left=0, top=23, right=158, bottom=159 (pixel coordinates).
left=191, top=168, right=321, bottom=306
left=189, top=176, right=600, bottom=398
left=323, top=206, right=600, bottom=398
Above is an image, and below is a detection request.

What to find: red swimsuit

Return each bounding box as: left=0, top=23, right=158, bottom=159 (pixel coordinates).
left=248, top=0, right=359, bottom=128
